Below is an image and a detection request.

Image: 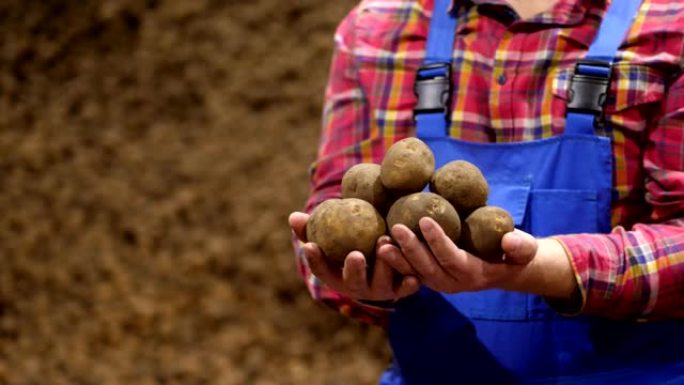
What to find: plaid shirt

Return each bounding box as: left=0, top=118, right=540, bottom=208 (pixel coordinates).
left=295, top=0, right=684, bottom=326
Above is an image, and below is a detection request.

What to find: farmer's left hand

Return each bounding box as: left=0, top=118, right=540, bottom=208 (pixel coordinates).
left=377, top=217, right=538, bottom=294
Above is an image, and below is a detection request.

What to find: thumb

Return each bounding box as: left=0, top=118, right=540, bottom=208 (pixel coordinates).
left=501, top=230, right=537, bottom=265
left=288, top=211, right=310, bottom=242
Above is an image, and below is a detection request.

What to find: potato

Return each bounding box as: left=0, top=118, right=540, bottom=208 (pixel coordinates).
left=380, top=137, right=435, bottom=193
left=306, top=198, right=386, bottom=266
left=430, top=160, right=488, bottom=215
left=386, top=192, right=461, bottom=243
left=459, top=206, right=514, bottom=262
left=341, top=163, right=389, bottom=213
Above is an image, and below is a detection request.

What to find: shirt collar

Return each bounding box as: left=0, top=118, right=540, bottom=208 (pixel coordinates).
left=447, top=0, right=595, bottom=26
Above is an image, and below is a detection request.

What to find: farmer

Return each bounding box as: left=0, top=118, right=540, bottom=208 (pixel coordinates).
left=289, top=0, right=684, bottom=383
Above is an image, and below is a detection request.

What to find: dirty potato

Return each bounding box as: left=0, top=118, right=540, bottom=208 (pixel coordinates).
left=386, top=192, right=461, bottom=243
left=430, top=160, right=488, bottom=215
left=306, top=198, right=386, bottom=266
left=459, top=206, right=514, bottom=262
left=380, top=137, right=435, bottom=194
left=341, top=163, right=390, bottom=213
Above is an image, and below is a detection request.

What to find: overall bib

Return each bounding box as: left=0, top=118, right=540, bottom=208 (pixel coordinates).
left=380, top=0, right=684, bottom=384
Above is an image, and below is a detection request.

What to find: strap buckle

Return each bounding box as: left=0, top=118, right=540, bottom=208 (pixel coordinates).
left=413, top=62, right=451, bottom=116
left=567, top=60, right=612, bottom=127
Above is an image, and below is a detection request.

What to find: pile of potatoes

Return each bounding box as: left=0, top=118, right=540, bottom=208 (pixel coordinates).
left=306, top=137, right=514, bottom=267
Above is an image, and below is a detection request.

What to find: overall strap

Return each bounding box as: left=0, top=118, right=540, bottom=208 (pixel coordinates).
left=414, top=0, right=456, bottom=138
left=565, top=0, right=643, bottom=135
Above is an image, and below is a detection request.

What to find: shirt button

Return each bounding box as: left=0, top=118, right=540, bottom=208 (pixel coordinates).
left=497, top=74, right=507, bottom=85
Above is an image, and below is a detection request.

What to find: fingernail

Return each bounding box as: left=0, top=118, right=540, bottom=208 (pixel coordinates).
left=345, top=252, right=366, bottom=269
left=419, top=217, right=433, bottom=233
left=391, top=226, right=406, bottom=243
left=377, top=235, right=392, bottom=246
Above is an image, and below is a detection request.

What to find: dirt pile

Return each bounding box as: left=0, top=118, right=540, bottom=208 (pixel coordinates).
left=0, top=1, right=391, bottom=384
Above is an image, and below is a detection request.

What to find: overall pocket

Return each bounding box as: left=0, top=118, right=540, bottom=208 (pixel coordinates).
left=528, top=189, right=599, bottom=237
left=446, top=187, right=601, bottom=320
left=443, top=181, right=534, bottom=320
left=526, top=188, right=600, bottom=317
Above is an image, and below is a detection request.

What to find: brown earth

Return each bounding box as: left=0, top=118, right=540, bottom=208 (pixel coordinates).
left=0, top=1, right=392, bottom=384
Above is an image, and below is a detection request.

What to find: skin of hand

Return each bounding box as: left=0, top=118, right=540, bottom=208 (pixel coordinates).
left=288, top=211, right=421, bottom=302
left=377, top=217, right=578, bottom=299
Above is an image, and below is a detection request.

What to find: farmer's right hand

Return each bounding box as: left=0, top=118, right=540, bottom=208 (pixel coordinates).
left=288, top=211, right=420, bottom=302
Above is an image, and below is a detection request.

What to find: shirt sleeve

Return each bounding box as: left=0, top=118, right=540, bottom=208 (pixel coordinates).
left=554, top=72, right=684, bottom=321
left=292, top=6, right=395, bottom=328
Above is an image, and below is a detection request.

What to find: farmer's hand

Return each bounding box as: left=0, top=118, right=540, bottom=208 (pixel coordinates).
left=378, top=217, right=577, bottom=299
left=289, top=212, right=420, bottom=302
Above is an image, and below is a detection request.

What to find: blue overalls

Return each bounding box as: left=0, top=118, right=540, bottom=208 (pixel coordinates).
left=380, top=0, right=684, bottom=384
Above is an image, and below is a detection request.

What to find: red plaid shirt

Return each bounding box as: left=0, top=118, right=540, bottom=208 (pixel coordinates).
left=295, top=0, right=684, bottom=326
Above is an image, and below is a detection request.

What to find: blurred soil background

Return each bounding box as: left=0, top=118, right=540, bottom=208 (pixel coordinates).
left=0, top=1, right=391, bottom=384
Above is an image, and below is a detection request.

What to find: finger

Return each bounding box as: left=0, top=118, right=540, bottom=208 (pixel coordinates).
left=501, top=230, right=537, bottom=265
left=419, top=217, right=468, bottom=276
left=288, top=212, right=310, bottom=242
left=377, top=243, right=417, bottom=276
left=420, top=217, right=500, bottom=291
left=391, top=224, right=453, bottom=285
left=369, top=256, right=395, bottom=299
left=377, top=235, right=394, bottom=248
left=303, top=242, right=344, bottom=291
left=375, top=235, right=415, bottom=274
left=395, top=275, right=421, bottom=299
left=342, top=251, right=369, bottom=299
